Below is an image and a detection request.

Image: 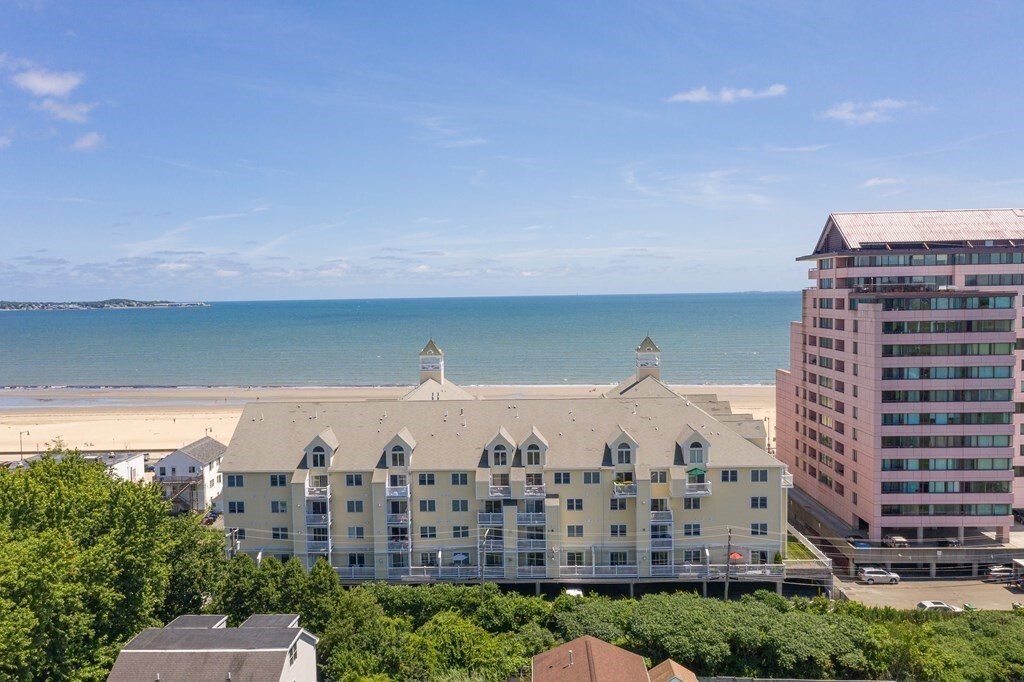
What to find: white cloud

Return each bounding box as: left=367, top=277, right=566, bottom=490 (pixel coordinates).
left=824, top=99, right=913, bottom=125
left=36, top=98, right=95, bottom=122
left=861, top=176, right=903, bottom=189
left=416, top=117, right=486, bottom=148
left=70, top=131, right=103, bottom=151
left=668, top=84, right=787, bottom=104
left=12, top=68, right=84, bottom=97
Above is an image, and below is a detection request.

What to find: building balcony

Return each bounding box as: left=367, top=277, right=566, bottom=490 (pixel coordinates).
left=387, top=567, right=410, bottom=579
left=489, top=485, right=512, bottom=498
left=483, top=566, right=505, bottom=578
left=612, top=482, right=637, bottom=498
left=386, top=485, right=409, bottom=498
left=386, top=512, right=410, bottom=525
left=685, top=482, right=712, bottom=496
left=559, top=565, right=639, bottom=578
left=517, top=566, right=547, bottom=578
left=650, top=510, right=673, bottom=522
left=336, top=566, right=374, bottom=580
left=305, top=513, right=330, bottom=525
left=481, top=538, right=505, bottom=550
left=478, top=512, right=504, bottom=526
left=387, top=539, right=410, bottom=551
left=517, top=539, right=546, bottom=550
left=781, top=473, right=794, bottom=489
left=517, top=512, right=546, bottom=525
left=650, top=537, right=674, bottom=550
left=306, top=485, right=330, bottom=499
left=650, top=564, right=676, bottom=577
left=307, top=540, right=331, bottom=554
left=524, top=484, right=546, bottom=498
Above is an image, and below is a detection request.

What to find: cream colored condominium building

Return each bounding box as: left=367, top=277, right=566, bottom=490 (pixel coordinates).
left=221, top=339, right=792, bottom=582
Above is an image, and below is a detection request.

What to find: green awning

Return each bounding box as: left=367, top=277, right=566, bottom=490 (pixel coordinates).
left=687, top=467, right=707, bottom=475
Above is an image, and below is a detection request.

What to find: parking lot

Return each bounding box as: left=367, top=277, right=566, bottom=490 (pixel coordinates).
left=837, top=576, right=1024, bottom=610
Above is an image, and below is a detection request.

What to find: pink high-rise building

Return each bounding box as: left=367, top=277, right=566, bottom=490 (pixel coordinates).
left=777, top=209, right=1024, bottom=544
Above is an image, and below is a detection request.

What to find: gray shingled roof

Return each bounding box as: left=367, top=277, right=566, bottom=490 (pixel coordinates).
left=176, top=436, right=227, bottom=465
left=165, top=614, right=227, bottom=629
left=815, top=208, right=1024, bottom=253
left=241, top=614, right=301, bottom=628
left=107, top=651, right=287, bottom=682
left=223, top=390, right=782, bottom=474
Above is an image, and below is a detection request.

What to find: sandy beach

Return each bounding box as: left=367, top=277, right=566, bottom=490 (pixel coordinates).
left=0, top=384, right=776, bottom=457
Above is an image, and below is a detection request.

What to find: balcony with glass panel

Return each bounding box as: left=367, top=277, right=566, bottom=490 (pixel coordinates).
left=387, top=538, right=410, bottom=552
left=684, top=481, right=712, bottom=496
left=305, top=484, right=331, bottom=499
left=612, top=482, right=637, bottom=498
left=782, top=472, right=794, bottom=488
left=478, top=512, right=504, bottom=526
left=385, top=484, right=409, bottom=498
left=517, top=538, right=546, bottom=550
left=649, top=510, right=673, bottom=522
left=307, top=539, right=331, bottom=553
left=386, top=512, right=410, bottom=525
left=305, top=513, right=329, bottom=525
left=523, top=484, right=546, bottom=498
left=489, top=485, right=512, bottom=498
left=517, top=511, right=545, bottom=525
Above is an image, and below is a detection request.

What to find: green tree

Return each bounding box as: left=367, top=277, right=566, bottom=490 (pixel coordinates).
left=158, top=514, right=226, bottom=622
left=210, top=553, right=262, bottom=626
left=300, top=558, right=342, bottom=633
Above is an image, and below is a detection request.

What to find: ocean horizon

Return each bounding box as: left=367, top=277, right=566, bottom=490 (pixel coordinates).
left=0, top=292, right=800, bottom=388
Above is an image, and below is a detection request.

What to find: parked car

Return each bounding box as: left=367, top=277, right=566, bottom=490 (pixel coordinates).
left=986, top=565, right=1013, bottom=581
left=936, top=538, right=962, bottom=548
left=883, top=535, right=909, bottom=548
left=859, top=568, right=900, bottom=584
left=917, top=601, right=963, bottom=612
left=852, top=541, right=872, bottom=550
left=202, top=511, right=219, bottom=526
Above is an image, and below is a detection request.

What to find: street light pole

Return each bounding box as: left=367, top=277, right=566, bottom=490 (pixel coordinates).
left=19, top=430, right=29, bottom=462
left=479, top=527, right=492, bottom=598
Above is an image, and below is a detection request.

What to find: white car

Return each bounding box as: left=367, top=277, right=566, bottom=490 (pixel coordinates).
left=987, top=566, right=1013, bottom=581
left=917, top=601, right=963, bottom=612
left=858, top=568, right=900, bottom=584
left=883, top=535, right=909, bottom=548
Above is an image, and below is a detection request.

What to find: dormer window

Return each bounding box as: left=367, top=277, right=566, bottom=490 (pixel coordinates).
left=689, top=443, right=704, bottom=464
left=616, top=443, right=632, bottom=465
left=492, top=444, right=508, bottom=466
left=391, top=445, right=406, bottom=467
left=526, top=443, right=542, bottom=466
left=311, top=446, right=326, bottom=468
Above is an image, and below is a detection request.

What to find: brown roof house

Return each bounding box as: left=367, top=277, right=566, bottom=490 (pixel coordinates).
left=532, top=636, right=650, bottom=682
left=649, top=658, right=700, bottom=682
left=107, top=613, right=318, bottom=682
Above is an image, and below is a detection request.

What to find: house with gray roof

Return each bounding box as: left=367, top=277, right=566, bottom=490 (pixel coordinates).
left=156, top=436, right=227, bottom=513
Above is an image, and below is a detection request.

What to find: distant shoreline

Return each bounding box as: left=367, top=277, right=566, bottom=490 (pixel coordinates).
left=0, top=299, right=208, bottom=311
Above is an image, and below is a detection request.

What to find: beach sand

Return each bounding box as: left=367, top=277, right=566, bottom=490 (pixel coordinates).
left=0, top=384, right=776, bottom=457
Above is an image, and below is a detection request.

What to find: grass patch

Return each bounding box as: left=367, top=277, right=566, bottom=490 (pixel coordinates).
left=785, top=534, right=817, bottom=560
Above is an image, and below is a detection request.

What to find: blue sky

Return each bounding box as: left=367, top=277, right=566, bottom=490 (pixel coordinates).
left=2, top=1, right=1023, bottom=301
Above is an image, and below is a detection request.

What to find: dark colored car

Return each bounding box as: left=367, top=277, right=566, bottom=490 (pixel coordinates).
left=936, top=538, right=962, bottom=548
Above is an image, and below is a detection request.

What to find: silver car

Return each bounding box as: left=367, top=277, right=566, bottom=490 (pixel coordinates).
left=859, top=567, right=900, bottom=584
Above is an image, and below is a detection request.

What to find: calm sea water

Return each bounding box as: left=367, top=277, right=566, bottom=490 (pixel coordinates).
left=0, top=293, right=799, bottom=387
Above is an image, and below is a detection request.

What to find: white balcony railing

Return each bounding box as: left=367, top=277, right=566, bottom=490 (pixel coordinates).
left=517, top=566, right=547, bottom=577
left=685, top=481, right=712, bottom=496
left=612, top=482, right=637, bottom=498
left=517, top=512, right=546, bottom=525
left=306, top=485, right=330, bottom=499
left=387, top=567, right=410, bottom=578
left=524, top=484, right=546, bottom=498
left=387, top=539, right=410, bottom=551
left=478, top=512, right=504, bottom=526
left=336, top=566, right=374, bottom=580
left=559, top=565, right=639, bottom=578
left=386, top=485, right=409, bottom=498
left=307, top=540, right=331, bottom=553
left=650, top=564, right=676, bottom=576
left=305, top=513, right=329, bottom=525
left=489, top=485, right=512, bottom=498
left=517, top=539, right=546, bottom=550
left=481, top=538, right=505, bottom=550
left=650, top=510, right=673, bottom=522
left=386, top=513, right=410, bottom=525
left=781, top=473, right=794, bottom=488
left=483, top=566, right=505, bottom=578
left=650, top=537, right=674, bottom=549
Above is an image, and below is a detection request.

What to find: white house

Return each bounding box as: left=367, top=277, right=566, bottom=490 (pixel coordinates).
left=156, top=436, right=227, bottom=513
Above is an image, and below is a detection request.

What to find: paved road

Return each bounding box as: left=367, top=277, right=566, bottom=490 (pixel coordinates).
left=837, top=577, right=1024, bottom=610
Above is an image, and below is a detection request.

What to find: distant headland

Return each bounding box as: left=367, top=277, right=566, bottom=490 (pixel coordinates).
left=0, top=299, right=209, bottom=311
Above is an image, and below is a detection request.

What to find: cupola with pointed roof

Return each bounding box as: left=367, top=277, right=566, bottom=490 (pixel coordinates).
left=418, top=339, right=445, bottom=385
left=635, top=336, right=661, bottom=381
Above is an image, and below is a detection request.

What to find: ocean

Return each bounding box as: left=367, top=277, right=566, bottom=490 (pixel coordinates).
left=0, top=293, right=799, bottom=387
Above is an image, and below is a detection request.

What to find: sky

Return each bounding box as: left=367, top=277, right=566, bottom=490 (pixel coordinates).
left=1, top=1, right=1023, bottom=301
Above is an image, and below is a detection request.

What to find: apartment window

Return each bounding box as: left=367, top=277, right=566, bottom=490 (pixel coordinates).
left=271, top=500, right=287, bottom=513
left=451, top=472, right=468, bottom=486
left=420, top=552, right=437, bottom=567
left=526, top=444, right=542, bottom=466
left=345, top=474, right=363, bottom=486
left=159, top=466, right=166, bottom=476
left=289, top=642, right=298, bottom=667
left=231, top=527, right=246, bottom=540
left=567, top=525, right=584, bottom=538
left=610, top=524, right=627, bottom=537
left=418, top=473, right=435, bottom=486
left=610, top=499, right=627, bottom=511
left=390, top=445, right=405, bottom=467
left=610, top=551, right=628, bottom=566
left=751, top=469, right=768, bottom=483
left=269, top=474, right=287, bottom=487
left=226, top=474, right=244, bottom=488
left=852, top=492, right=858, bottom=505
left=228, top=501, right=244, bottom=514
left=684, top=497, right=701, bottom=510
left=683, top=523, right=701, bottom=537
left=751, top=496, right=768, bottom=509
left=566, top=551, right=584, bottom=566
left=554, top=472, right=571, bottom=485
left=721, top=470, right=738, bottom=483
left=651, top=470, right=667, bottom=483
left=583, top=471, right=601, bottom=485
left=689, top=443, right=704, bottom=464
left=272, top=527, right=288, bottom=540
left=188, top=465, right=196, bottom=473
left=683, top=550, right=701, bottom=563
left=346, top=500, right=363, bottom=513
left=348, top=553, right=365, bottom=567
left=453, top=525, right=469, bottom=538
left=451, top=499, right=468, bottom=513
left=616, top=443, right=632, bottom=465
left=348, top=526, right=364, bottom=539
left=419, top=499, right=436, bottom=512
left=491, top=444, right=508, bottom=466
left=420, top=526, right=437, bottom=539
left=566, top=498, right=583, bottom=511
left=311, top=447, right=326, bottom=468
left=751, top=523, right=768, bottom=537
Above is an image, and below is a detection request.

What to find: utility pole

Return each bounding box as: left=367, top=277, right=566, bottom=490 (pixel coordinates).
left=19, top=430, right=29, bottom=462
left=724, top=526, right=732, bottom=601
left=479, top=528, right=491, bottom=598
left=227, top=527, right=238, bottom=559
